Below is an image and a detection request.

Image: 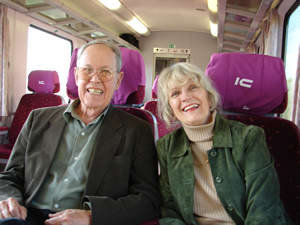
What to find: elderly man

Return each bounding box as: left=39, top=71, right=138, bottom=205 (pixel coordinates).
left=0, top=40, right=160, bottom=225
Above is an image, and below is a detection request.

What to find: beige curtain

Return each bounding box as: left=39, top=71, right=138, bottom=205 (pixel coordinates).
left=261, top=9, right=280, bottom=56
left=294, top=45, right=300, bottom=125
left=0, top=4, right=9, bottom=123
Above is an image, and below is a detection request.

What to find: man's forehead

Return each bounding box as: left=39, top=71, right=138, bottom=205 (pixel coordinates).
left=78, top=44, right=116, bottom=65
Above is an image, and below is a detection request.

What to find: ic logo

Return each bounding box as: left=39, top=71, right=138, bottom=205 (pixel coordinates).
left=38, top=81, right=45, bottom=85
left=234, top=77, right=253, bottom=88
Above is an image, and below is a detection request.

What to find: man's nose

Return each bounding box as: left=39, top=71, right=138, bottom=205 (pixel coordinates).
left=90, top=72, right=101, bottom=82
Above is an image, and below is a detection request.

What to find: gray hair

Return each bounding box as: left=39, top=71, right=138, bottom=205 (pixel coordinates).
left=157, top=62, right=220, bottom=127
left=76, top=40, right=122, bottom=72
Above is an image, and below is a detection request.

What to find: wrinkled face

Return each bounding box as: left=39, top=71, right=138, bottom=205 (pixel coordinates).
left=168, top=77, right=212, bottom=126
left=75, top=44, right=122, bottom=113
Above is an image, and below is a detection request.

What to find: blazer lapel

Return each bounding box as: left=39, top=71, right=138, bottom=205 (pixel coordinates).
left=26, top=110, right=66, bottom=202
left=85, top=107, right=122, bottom=194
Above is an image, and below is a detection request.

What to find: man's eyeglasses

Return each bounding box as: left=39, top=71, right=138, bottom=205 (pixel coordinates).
left=77, top=66, right=116, bottom=82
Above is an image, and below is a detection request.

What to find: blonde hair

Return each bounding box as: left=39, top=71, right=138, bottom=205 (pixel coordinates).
left=157, top=62, right=220, bottom=126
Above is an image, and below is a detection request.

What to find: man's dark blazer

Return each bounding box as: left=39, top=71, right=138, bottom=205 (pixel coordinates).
left=0, top=105, right=161, bottom=225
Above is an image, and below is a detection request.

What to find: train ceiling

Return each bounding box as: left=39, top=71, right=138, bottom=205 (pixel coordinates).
left=0, top=0, right=282, bottom=52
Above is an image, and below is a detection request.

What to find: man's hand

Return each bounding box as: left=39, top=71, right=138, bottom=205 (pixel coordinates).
left=44, top=209, right=91, bottom=225
left=0, top=197, right=27, bottom=220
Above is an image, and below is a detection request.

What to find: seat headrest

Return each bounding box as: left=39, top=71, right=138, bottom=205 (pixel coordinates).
left=205, top=52, right=287, bottom=115
left=112, top=47, right=146, bottom=104
left=28, top=70, right=60, bottom=93
left=66, top=48, right=79, bottom=99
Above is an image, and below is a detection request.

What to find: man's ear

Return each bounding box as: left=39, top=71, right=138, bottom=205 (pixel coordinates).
left=115, top=72, right=123, bottom=89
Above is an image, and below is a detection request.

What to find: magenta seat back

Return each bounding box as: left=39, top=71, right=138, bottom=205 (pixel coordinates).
left=112, top=47, right=146, bottom=105
left=116, top=105, right=158, bottom=142
left=28, top=70, right=60, bottom=93
left=152, top=75, right=159, bottom=99
left=8, top=70, right=63, bottom=148
left=206, top=52, right=287, bottom=115
left=144, top=100, right=180, bottom=138
left=66, top=48, right=79, bottom=100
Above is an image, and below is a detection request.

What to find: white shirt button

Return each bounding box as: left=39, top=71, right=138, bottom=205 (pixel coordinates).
left=54, top=203, right=60, bottom=209
left=81, top=132, right=85, bottom=136
left=64, top=178, right=69, bottom=182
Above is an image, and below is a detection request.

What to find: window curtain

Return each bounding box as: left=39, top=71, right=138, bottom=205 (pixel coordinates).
left=0, top=4, right=9, bottom=123
left=261, top=9, right=280, bottom=56
left=293, top=45, right=300, bottom=125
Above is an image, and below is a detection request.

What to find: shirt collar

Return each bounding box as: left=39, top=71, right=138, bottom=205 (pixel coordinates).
left=63, top=99, right=109, bottom=125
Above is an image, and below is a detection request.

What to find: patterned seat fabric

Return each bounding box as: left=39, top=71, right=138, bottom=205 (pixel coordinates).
left=0, top=70, right=63, bottom=164
left=66, top=48, right=79, bottom=100
left=151, top=75, right=159, bottom=99
left=144, top=75, right=181, bottom=139
left=206, top=52, right=300, bottom=224
left=115, top=105, right=159, bottom=142
left=144, top=100, right=180, bottom=139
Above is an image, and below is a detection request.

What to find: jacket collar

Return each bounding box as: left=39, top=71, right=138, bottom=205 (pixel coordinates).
left=170, top=113, right=232, bottom=158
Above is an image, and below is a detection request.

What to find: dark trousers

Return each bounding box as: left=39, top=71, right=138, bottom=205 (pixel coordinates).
left=0, top=208, right=52, bottom=225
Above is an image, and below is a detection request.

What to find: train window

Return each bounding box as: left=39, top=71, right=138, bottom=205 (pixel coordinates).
left=27, top=25, right=72, bottom=102
left=282, top=2, right=300, bottom=122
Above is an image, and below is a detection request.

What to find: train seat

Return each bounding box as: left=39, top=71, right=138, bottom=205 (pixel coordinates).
left=144, top=100, right=180, bottom=139
left=66, top=48, right=79, bottom=100
left=112, top=47, right=146, bottom=106
left=115, top=105, right=159, bottom=142
left=206, top=52, right=300, bottom=224
left=151, top=75, right=159, bottom=99
left=0, top=70, right=64, bottom=164
left=143, top=75, right=181, bottom=138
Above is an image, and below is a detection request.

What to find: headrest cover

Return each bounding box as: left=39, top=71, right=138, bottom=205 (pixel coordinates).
left=152, top=75, right=159, bottom=99
left=66, top=48, right=79, bottom=99
left=28, top=70, right=60, bottom=93
left=112, top=47, right=146, bottom=104
left=205, top=52, right=287, bottom=115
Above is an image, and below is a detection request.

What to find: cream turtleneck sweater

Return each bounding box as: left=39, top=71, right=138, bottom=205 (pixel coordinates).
left=183, top=111, right=234, bottom=225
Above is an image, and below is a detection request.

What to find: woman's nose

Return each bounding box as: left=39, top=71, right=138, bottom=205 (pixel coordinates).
left=181, top=90, right=191, bottom=101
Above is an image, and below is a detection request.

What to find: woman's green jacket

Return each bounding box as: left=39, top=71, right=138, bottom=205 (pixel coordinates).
left=157, top=113, right=293, bottom=225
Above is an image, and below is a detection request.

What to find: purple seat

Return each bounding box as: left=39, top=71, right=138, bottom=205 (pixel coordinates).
left=144, top=100, right=180, bottom=139
left=112, top=47, right=146, bottom=105
left=152, top=75, right=159, bottom=99
left=66, top=48, right=79, bottom=100
left=206, top=52, right=300, bottom=224
left=0, top=70, right=63, bottom=165
left=115, top=105, right=159, bottom=142
left=144, top=76, right=180, bottom=139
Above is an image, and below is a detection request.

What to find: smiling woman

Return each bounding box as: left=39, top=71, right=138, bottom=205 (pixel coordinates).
left=156, top=62, right=293, bottom=225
